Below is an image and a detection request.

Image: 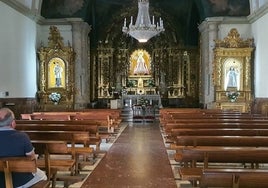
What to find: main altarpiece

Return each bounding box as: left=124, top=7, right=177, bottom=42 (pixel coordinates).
left=95, top=41, right=200, bottom=108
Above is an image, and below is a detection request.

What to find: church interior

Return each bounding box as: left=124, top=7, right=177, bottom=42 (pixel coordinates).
left=2, top=0, right=264, bottom=116
left=1, top=0, right=268, bottom=187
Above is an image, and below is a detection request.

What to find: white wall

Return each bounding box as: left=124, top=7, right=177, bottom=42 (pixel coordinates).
left=0, top=1, right=37, bottom=98
left=251, top=13, right=268, bottom=97
left=218, top=23, right=252, bottom=40
left=37, top=24, right=73, bottom=49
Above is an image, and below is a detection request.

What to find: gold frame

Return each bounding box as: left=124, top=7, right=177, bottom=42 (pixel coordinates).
left=213, top=28, right=254, bottom=112
left=37, top=26, right=75, bottom=111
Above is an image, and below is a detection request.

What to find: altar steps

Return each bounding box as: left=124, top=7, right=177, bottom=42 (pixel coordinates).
left=121, top=106, right=160, bottom=122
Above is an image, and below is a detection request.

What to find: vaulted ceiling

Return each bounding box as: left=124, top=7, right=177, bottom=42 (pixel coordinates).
left=41, top=0, right=250, bottom=48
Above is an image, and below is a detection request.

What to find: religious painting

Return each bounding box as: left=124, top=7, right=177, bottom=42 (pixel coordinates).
left=223, top=58, right=242, bottom=91
left=48, top=57, right=66, bottom=89
left=203, top=0, right=250, bottom=17
left=129, top=49, right=151, bottom=76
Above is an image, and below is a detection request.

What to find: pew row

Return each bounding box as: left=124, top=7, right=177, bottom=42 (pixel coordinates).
left=200, top=168, right=268, bottom=188
left=21, top=109, right=122, bottom=131
left=16, top=120, right=119, bottom=141
left=32, top=141, right=86, bottom=188
left=15, top=123, right=101, bottom=151
left=0, top=156, right=50, bottom=188
left=173, top=135, right=268, bottom=187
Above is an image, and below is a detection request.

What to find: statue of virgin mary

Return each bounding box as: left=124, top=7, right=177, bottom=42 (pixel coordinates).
left=134, top=51, right=149, bottom=75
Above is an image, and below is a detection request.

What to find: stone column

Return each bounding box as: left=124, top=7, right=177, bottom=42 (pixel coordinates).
left=69, top=18, right=91, bottom=109
left=198, top=17, right=222, bottom=108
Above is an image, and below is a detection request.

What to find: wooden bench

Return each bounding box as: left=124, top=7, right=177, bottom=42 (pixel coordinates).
left=30, top=114, right=72, bottom=120
left=175, top=135, right=268, bottom=148
left=175, top=146, right=268, bottom=168
left=173, top=135, right=268, bottom=186
left=27, top=131, right=95, bottom=175
left=164, top=122, right=268, bottom=136
left=167, top=128, right=268, bottom=144
left=0, top=156, right=50, bottom=188
left=16, top=123, right=102, bottom=150
left=162, top=118, right=268, bottom=127
left=16, top=119, right=120, bottom=141
left=23, top=110, right=122, bottom=129
left=176, top=147, right=268, bottom=187
left=32, top=141, right=85, bottom=188
left=171, top=128, right=268, bottom=136
left=165, top=125, right=268, bottom=147
left=200, top=168, right=268, bottom=188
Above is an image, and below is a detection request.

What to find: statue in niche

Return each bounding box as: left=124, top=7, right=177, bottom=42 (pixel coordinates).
left=225, top=66, right=240, bottom=90
left=54, top=63, right=63, bottom=87
left=134, top=51, right=149, bottom=75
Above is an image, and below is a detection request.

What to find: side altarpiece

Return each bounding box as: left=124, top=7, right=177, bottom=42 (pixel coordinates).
left=213, top=28, right=254, bottom=112
left=37, top=26, right=75, bottom=111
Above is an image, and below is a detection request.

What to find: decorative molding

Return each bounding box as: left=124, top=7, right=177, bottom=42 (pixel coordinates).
left=248, top=2, right=268, bottom=23
left=0, top=0, right=43, bottom=23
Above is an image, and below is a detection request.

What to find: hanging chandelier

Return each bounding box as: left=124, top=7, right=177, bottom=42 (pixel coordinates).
left=122, top=0, right=164, bottom=43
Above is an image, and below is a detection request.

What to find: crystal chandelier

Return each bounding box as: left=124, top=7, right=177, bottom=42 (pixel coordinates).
left=122, top=0, right=164, bottom=43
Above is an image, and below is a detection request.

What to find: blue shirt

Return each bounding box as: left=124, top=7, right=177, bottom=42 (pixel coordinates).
left=0, top=128, right=34, bottom=187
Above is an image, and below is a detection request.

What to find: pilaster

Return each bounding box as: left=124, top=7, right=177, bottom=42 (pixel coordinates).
left=70, top=19, right=91, bottom=109
left=198, top=17, right=223, bottom=108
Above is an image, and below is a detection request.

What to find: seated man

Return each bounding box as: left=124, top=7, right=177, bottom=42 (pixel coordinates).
left=0, top=108, right=47, bottom=188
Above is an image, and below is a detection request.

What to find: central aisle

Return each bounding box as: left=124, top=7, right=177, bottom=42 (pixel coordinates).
left=82, top=122, right=177, bottom=188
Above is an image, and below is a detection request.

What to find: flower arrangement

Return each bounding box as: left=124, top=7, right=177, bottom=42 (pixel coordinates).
left=138, top=97, right=150, bottom=106
left=127, top=80, right=135, bottom=87
left=49, top=92, right=61, bottom=104
left=148, top=79, right=155, bottom=87
left=226, top=91, right=240, bottom=102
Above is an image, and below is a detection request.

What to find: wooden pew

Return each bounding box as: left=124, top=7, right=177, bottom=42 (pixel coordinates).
left=16, top=119, right=102, bottom=126
left=160, top=110, right=267, bottom=125
left=163, top=122, right=268, bottom=146
left=16, top=123, right=101, bottom=151
left=32, top=141, right=84, bottom=188
left=175, top=135, right=268, bottom=147
left=173, top=135, right=268, bottom=186
left=200, top=168, right=268, bottom=188
left=30, top=114, right=71, bottom=120
left=28, top=131, right=94, bottom=175
left=160, top=109, right=268, bottom=187
left=171, top=128, right=268, bottom=137
left=175, top=147, right=268, bottom=168
left=0, top=156, right=50, bottom=188
left=164, top=122, right=268, bottom=134
left=23, top=109, right=122, bottom=129
left=167, top=128, right=268, bottom=144
left=16, top=119, right=117, bottom=143
left=161, top=118, right=268, bottom=134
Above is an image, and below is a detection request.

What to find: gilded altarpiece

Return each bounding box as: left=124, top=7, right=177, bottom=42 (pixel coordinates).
left=37, top=26, right=75, bottom=111
left=213, top=28, right=254, bottom=112
left=96, top=41, right=199, bottom=107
